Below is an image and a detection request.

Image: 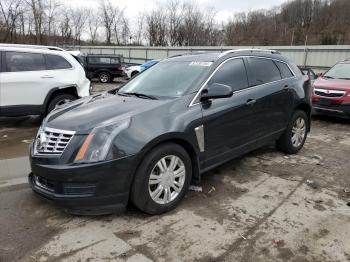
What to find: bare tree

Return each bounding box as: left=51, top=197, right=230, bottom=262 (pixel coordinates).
left=100, top=0, right=116, bottom=44
left=71, top=7, right=87, bottom=45
left=134, top=12, right=145, bottom=45
left=87, top=12, right=100, bottom=44
left=0, top=0, right=24, bottom=42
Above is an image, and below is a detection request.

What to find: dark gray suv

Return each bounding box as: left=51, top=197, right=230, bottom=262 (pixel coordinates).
left=29, top=49, right=311, bottom=215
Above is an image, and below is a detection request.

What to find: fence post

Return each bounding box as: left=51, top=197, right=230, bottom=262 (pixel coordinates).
left=303, top=47, right=309, bottom=67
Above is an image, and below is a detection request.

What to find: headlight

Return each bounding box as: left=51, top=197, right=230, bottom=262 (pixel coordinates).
left=74, top=118, right=130, bottom=163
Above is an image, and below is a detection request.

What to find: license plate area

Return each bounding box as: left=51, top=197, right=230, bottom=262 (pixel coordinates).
left=318, top=98, right=332, bottom=106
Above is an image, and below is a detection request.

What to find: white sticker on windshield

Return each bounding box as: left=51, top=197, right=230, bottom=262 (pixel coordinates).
left=189, top=61, right=212, bottom=67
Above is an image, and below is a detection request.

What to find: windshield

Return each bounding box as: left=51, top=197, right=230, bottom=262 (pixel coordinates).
left=119, top=61, right=210, bottom=97
left=324, top=63, right=350, bottom=79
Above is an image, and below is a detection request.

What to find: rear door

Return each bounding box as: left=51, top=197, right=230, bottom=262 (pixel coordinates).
left=0, top=51, right=50, bottom=112
left=245, top=57, right=293, bottom=135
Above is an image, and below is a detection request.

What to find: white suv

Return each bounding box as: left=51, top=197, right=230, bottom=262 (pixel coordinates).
left=0, top=45, right=91, bottom=116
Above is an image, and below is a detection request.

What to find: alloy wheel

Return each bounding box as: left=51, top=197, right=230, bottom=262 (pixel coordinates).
left=291, top=117, right=306, bottom=147
left=100, top=73, right=109, bottom=83
left=148, top=155, right=186, bottom=205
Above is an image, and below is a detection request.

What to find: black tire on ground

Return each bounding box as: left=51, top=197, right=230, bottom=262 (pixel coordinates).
left=277, top=110, right=309, bottom=154
left=131, top=71, right=139, bottom=77
left=46, top=94, right=76, bottom=115
left=130, top=143, right=192, bottom=215
left=98, top=72, right=111, bottom=83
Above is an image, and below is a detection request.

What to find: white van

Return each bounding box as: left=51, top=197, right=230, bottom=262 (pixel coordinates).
left=0, top=44, right=91, bottom=116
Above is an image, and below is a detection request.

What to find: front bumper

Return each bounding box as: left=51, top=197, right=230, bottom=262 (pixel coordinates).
left=29, top=153, right=138, bottom=215
left=312, top=102, right=350, bottom=119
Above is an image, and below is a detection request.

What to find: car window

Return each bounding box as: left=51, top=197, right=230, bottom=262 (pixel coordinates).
left=5, top=51, right=46, bottom=72
left=208, top=58, right=249, bottom=92
left=46, top=54, right=72, bottom=70
left=88, top=57, right=119, bottom=64
left=275, top=61, right=293, bottom=78
left=324, top=63, right=350, bottom=79
left=247, top=57, right=282, bottom=85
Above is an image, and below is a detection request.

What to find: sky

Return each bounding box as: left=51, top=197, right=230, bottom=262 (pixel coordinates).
left=65, top=0, right=289, bottom=24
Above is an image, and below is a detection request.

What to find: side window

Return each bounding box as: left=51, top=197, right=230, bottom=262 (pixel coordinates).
left=46, top=54, right=72, bottom=70
left=208, top=58, right=249, bottom=92
left=5, top=52, right=45, bottom=72
left=247, top=57, right=281, bottom=85
left=275, top=61, right=293, bottom=78
left=110, top=57, right=120, bottom=64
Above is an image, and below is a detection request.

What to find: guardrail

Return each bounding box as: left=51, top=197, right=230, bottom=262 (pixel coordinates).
left=66, top=45, right=350, bottom=71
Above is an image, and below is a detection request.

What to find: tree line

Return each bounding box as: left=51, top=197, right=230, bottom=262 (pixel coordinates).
left=1, top=0, right=350, bottom=46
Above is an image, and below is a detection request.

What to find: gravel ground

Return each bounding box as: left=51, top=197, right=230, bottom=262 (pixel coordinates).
left=0, top=83, right=349, bottom=261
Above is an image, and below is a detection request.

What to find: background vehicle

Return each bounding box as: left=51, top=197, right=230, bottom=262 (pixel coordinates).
left=78, top=54, right=125, bottom=83
left=29, top=50, right=311, bottom=215
left=0, top=45, right=90, bottom=117
left=312, top=60, right=350, bottom=118
left=125, top=60, right=159, bottom=79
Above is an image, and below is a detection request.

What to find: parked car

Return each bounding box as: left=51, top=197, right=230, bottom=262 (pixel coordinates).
left=79, top=54, right=125, bottom=83
left=125, top=60, right=159, bottom=79
left=29, top=49, right=311, bottom=215
left=0, top=45, right=91, bottom=117
left=312, top=60, right=350, bottom=118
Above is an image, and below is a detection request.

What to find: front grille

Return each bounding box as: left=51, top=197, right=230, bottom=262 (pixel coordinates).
left=34, top=127, right=75, bottom=156
left=314, top=88, right=345, bottom=98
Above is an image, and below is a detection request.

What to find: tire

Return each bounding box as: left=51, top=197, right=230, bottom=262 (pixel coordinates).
left=47, top=94, right=76, bottom=115
left=131, top=71, right=139, bottom=77
left=277, top=110, right=308, bottom=154
left=131, top=143, right=192, bottom=215
left=99, top=72, right=111, bottom=83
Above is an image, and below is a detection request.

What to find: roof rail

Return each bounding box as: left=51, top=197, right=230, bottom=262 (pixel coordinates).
left=219, top=49, right=280, bottom=57
left=168, top=51, right=209, bottom=58
left=0, top=43, right=65, bottom=51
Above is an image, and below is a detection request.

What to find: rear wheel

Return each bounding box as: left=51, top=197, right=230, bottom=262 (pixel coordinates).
left=131, top=71, right=139, bottom=77
left=47, top=94, right=76, bottom=115
left=277, top=110, right=308, bottom=154
left=99, top=72, right=111, bottom=83
left=131, top=143, right=192, bottom=215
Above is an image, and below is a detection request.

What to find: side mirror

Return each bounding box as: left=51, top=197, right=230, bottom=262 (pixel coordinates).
left=200, top=83, right=233, bottom=101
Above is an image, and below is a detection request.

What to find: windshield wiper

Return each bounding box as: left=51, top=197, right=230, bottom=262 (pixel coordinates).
left=323, top=75, right=334, bottom=79
left=118, top=92, right=158, bottom=100
left=339, top=77, right=350, bottom=80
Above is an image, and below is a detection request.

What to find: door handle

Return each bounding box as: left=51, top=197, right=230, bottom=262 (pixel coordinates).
left=41, top=75, right=54, bottom=79
left=246, top=99, right=256, bottom=106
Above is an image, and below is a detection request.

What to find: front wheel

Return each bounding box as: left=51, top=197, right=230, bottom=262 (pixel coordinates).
left=131, top=143, right=192, bottom=215
left=277, top=110, right=308, bottom=154
left=46, top=94, right=76, bottom=115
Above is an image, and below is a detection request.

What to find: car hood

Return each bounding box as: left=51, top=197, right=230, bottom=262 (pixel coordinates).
left=44, top=92, right=170, bottom=134
left=313, top=78, right=350, bottom=90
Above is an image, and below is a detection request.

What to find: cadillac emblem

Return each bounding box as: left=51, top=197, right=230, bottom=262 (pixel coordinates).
left=36, top=131, right=48, bottom=151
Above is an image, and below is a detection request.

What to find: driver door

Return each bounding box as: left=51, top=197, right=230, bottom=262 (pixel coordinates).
left=200, top=58, right=261, bottom=168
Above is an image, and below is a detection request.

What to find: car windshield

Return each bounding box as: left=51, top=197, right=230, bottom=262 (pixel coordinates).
left=324, top=63, right=350, bottom=79
left=119, top=61, right=210, bottom=97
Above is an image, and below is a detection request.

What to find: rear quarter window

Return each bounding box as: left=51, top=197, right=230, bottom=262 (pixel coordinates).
left=275, top=61, right=293, bottom=78
left=247, top=57, right=281, bottom=85
left=46, top=54, right=72, bottom=70
left=5, top=51, right=46, bottom=72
